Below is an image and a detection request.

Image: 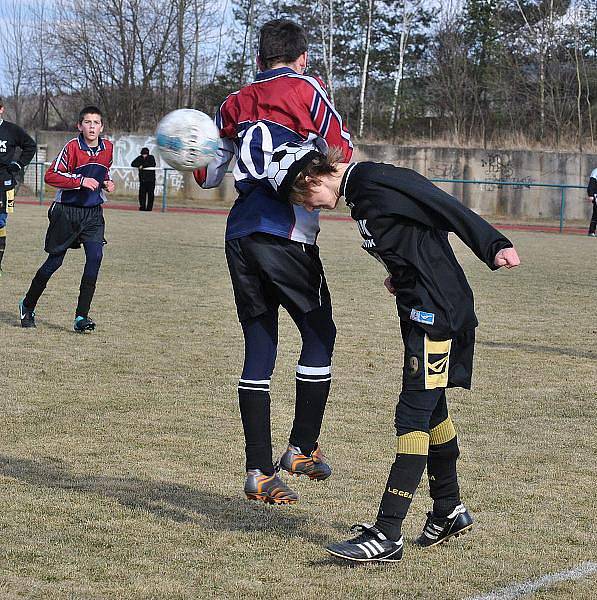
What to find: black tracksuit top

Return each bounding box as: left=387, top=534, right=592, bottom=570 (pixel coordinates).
left=131, top=154, right=157, bottom=183
left=0, top=120, right=37, bottom=190
left=340, top=162, right=513, bottom=340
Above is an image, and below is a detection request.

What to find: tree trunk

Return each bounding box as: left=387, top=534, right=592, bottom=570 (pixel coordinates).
left=358, top=0, right=374, bottom=138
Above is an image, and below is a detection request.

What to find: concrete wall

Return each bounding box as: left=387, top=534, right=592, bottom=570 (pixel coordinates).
left=33, top=131, right=596, bottom=221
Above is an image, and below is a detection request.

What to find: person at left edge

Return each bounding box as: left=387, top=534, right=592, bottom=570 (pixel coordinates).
left=0, top=97, right=37, bottom=276
left=19, top=106, right=114, bottom=331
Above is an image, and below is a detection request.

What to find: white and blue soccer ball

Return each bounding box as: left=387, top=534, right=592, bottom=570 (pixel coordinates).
left=155, top=109, right=220, bottom=171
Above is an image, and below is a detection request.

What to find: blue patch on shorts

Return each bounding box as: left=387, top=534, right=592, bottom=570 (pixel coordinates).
left=410, top=308, right=435, bottom=325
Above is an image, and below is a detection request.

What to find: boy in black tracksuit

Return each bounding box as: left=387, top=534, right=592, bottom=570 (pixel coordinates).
left=266, top=145, right=520, bottom=563
left=131, top=147, right=156, bottom=211
left=0, top=99, right=37, bottom=274
left=587, top=167, right=597, bottom=236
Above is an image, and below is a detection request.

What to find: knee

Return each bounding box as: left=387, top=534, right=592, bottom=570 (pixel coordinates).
left=40, top=253, right=65, bottom=277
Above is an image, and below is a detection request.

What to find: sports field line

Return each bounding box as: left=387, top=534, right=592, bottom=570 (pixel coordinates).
left=16, top=197, right=588, bottom=236
left=465, top=561, right=597, bottom=600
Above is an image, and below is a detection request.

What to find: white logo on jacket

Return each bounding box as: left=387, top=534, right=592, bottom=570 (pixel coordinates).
left=0, top=140, right=6, bottom=152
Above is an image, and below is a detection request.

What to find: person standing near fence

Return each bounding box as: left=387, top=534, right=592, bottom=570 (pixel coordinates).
left=587, top=167, right=597, bottom=237
left=131, top=147, right=156, bottom=211
left=0, top=98, right=37, bottom=276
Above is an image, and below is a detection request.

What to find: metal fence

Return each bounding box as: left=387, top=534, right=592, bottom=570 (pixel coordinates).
left=429, top=178, right=587, bottom=233
left=21, top=161, right=587, bottom=232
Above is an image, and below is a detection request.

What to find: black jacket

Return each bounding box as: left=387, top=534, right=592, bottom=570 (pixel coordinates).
left=0, top=120, right=37, bottom=190
left=340, top=162, right=513, bottom=339
left=131, top=154, right=156, bottom=183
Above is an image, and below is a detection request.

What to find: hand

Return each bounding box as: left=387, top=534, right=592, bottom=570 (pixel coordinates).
left=81, top=177, right=99, bottom=191
left=7, top=161, right=21, bottom=175
left=383, top=276, right=397, bottom=295
left=193, top=166, right=207, bottom=186
left=494, top=247, right=520, bottom=269
left=103, top=180, right=115, bottom=193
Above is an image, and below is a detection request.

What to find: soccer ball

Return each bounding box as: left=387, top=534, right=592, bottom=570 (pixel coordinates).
left=155, top=109, right=220, bottom=171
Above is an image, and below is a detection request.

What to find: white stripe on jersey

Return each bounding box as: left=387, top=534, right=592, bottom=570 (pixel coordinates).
left=288, top=73, right=353, bottom=147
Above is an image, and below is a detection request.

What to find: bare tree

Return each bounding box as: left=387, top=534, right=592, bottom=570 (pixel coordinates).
left=358, top=0, right=375, bottom=138
left=0, top=0, right=29, bottom=125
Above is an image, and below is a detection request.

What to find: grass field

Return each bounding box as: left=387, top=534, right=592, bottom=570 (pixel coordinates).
left=1, top=204, right=596, bottom=599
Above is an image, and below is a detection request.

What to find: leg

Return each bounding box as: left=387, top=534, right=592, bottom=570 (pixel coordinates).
left=427, top=390, right=461, bottom=517
left=76, top=241, right=103, bottom=318
left=0, top=212, right=6, bottom=272
left=589, top=201, right=597, bottom=235
left=138, top=182, right=145, bottom=210
left=23, top=251, right=67, bottom=309
left=146, top=183, right=155, bottom=211
left=375, top=387, right=443, bottom=540
left=238, top=311, right=279, bottom=474
left=286, top=303, right=336, bottom=456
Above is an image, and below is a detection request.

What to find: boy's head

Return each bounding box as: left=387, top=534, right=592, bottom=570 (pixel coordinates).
left=141, top=147, right=149, bottom=156
left=77, top=106, right=104, bottom=146
left=0, top=98, right=4, bottom=117
left=258, top=19, right=308, bottom=72
left=267, top=144, right=345, bottom=211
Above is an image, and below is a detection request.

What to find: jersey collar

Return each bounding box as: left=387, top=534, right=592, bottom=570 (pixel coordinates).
left=77, top=133, right=105, bottom=154
left=339, top=162, right=358, bottom=207
left=254, top=66, right=297, bottom=81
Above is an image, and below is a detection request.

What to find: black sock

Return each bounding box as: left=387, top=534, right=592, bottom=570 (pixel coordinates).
left=24, top=270, right=52, bottom=309
left=375, top=431, right=429, bottom=540
left=76, top=276, right=97, bottom=318
left=0, top=236, right=5, bottom=269
left=289, top=366, right=331, bottom=456
left=238, top=386, right=274, bottom=475
left=428, top=436, right=461, bottom=518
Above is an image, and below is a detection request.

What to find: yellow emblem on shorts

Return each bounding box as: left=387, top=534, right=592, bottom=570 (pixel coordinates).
left=424, top=337, right=452, bottom=389
left=6, top=189, right=15, bottom=213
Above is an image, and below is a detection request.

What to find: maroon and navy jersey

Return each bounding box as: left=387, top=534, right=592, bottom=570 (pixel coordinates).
left=195, top=67, right=352, bottom=244
left=45, top=134, right=113, bottom=207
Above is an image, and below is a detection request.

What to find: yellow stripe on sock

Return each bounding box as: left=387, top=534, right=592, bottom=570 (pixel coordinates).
left=429, top=416, right=456, bottom=446
left=0, top=227, right=6, bottom=237
left=397, top=431, right=430, bottom=455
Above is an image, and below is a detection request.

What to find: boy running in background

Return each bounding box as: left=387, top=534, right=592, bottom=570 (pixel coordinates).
left=267, top=145, right=520, bottom=561
left=20, top=106, right=114, bottom=331
left=194, top=19, right=352, bottom=504
left=0, top=98, right=37, bottom=275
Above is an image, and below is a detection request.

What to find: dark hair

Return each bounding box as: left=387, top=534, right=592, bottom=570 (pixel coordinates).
left=78, top=105, right=103, bottom=124
left=288, top=146, right=345, bottom=206
left=0, top=97, right=4, bottom=108
left=258, top=19, right=308, bottom=70
left=141, top=147, right=149, bottom=154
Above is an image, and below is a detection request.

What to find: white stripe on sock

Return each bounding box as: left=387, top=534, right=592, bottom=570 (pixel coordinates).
left=296, top=364, right=331, bottom=376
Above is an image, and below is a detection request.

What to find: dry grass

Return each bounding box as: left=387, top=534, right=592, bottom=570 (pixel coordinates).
left=1, top=204, right=596, bottom=599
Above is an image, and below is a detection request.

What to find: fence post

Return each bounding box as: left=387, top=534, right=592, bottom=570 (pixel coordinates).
left=559, top=187, right=566, bottom=233
left=161, top=169, right=168, bottom=213
left=39, top=162, right=45, bottom=205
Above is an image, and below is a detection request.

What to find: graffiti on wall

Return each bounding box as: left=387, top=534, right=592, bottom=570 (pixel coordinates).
left=480, top=153, right=534, bottom=190
left=427, top=162, right=461, bottom=179
left=105, top=134, right=184, bottom=194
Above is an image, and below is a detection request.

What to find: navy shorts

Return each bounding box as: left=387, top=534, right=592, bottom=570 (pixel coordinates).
left=45, top=202, right=106, bottom=255
left=225, top=232, right=332, bottom=323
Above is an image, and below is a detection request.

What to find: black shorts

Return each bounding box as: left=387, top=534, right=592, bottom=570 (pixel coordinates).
left=225, top=232, right=331, bottom=323
left=400, top=320, right=475, bottom=391
left=45, top=202, right=106, bottom=255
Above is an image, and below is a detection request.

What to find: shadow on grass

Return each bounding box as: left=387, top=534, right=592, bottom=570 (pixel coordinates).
left=0, top=310, right=67, bottom=332
left=0, top=454, right=332, bottom=545
left=478, top=340, right=595, bottom=360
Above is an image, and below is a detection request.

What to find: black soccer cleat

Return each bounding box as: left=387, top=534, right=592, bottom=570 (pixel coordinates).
left=279, top=444, right=332, bottom=481
left=244, top=469, right=299, bottom=505
left=73, top=316, right=96, bottom=332
left=326, top=523, right=404, bottom=563
left=414, top=503, right=473, bottom=548
left=19, top=299, right=36, bottom=328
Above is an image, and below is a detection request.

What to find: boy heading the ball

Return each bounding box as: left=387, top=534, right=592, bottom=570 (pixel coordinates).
left=194, top=19, right=352, bottom=503
left=267, top=145, right=520, bottom=560
left=20, top=106, right=114, bottom=331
